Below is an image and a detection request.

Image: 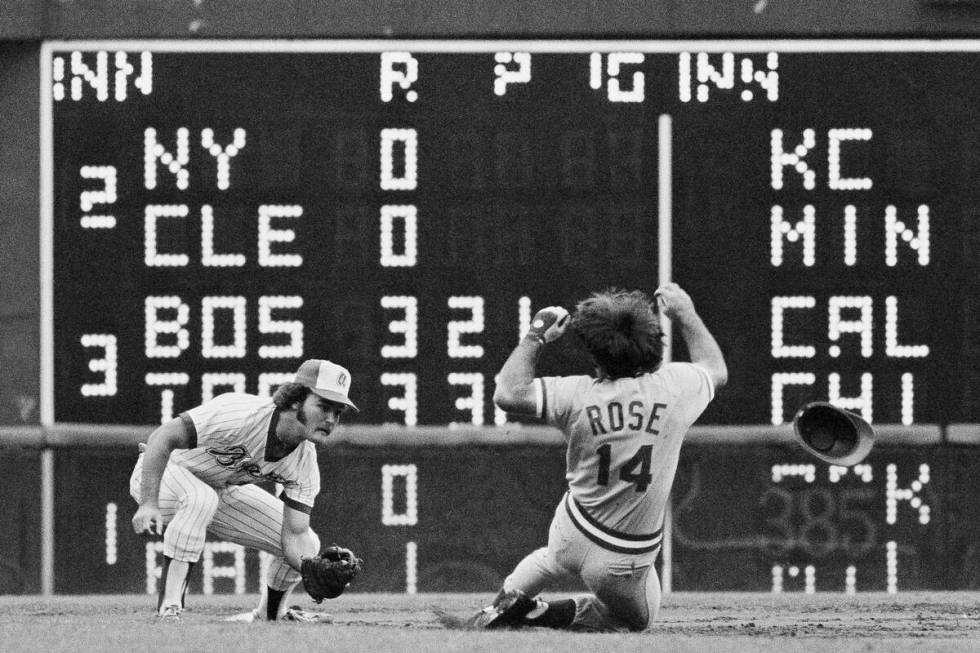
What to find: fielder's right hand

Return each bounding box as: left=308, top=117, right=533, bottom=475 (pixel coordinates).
left=132, top=503, right=165, bottom=536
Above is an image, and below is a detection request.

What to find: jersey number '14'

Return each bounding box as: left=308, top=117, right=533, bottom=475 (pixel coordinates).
left=596, top=444, right=653, bottom=492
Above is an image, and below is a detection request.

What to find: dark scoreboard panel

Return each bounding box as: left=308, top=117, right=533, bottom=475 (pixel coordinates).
left=49, top=440, right=976, bottom=594
left=43, top=41, right=980, bottom=426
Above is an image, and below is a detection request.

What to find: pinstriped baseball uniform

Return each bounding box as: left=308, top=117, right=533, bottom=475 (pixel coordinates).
left=129, top=392, right=321, bottom=589
left=173, top=392, right=319, bottom=507
left=503, top=362, right=714, bottom=631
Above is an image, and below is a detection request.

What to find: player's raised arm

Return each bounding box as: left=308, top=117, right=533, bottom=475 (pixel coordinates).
left=654, top=282, right=728, bottom=391
left=493, top=306, right=570, bottom=415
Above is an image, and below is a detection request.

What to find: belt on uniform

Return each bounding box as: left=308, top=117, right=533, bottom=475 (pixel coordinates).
left=563, top=492, right=663, bottom=555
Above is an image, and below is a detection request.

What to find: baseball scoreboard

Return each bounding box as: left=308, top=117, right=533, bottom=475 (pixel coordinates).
left=47, top=440, right=974, bottom=594
left=42, top=40, right=980, bottom=428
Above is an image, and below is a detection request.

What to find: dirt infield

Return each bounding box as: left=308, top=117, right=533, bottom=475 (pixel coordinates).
left=0, top=592, right=978, bottom=652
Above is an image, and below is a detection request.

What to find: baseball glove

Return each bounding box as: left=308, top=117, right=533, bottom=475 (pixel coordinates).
left=300, top=545, right=363, bottom=602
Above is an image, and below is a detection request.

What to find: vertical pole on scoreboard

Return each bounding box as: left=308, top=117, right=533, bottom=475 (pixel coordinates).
left=38, top=44, right=56, bottom=596
left=40, top=449, right=55, bottom=595
left=658, top=113, right=673, bottom=595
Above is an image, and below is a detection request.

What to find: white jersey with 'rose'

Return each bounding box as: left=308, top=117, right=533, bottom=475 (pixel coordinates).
left=168, top=392, right=320, bottom=511
left=535, top=362, right=714, bottom=537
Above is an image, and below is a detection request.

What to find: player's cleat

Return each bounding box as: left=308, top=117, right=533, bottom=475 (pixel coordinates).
left=467, top=589, right=539, bottom=630
left=158, top=604, right=182, bottom=622
left=281, top=606, right=333, bottom=623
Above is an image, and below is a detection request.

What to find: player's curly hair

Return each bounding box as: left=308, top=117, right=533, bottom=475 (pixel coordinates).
left=272, top=382, right=312, bottom=409
left=572, top=288, right=664, bottom=379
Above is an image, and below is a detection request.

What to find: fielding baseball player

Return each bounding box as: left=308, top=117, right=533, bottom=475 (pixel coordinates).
left=130, top=359, right=360, bottom=622
left=471, top=283, right=727, bottom=631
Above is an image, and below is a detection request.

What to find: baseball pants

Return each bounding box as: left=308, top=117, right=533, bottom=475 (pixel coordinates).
left=502, top=499, right=662, bottom=631
left=129, top=454, right=317, bottom=591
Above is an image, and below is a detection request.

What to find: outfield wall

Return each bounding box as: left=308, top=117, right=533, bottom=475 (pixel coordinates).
left=3, top=424, right=978, bottom=595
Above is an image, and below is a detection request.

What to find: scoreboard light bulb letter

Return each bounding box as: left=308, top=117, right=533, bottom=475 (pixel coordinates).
left=145, top=372, right=189, bottom=423
left=447, top=296, right=485, bottom=358
left=104, top=502, right=118, bottom=565
left=518, top=296, right=532, bottom=341
left=828, top=373, right=873, bottom=422
left=381, top=296, right=418, bottom=358
left=51, top=55, right=65, bottom=101
left=145, top=541, right=166, bottom=595
left=258, top=205, right=303, bottom=267
left=201, top=296, right=247, bottom=359
left=589, top=53, right=645, bottom=102
left=770, top=372, right=815, bottom=425
left=448, top=372, right=485, bottom=426
left=201, top=127, right=246, bottom=190
left=770, top=463, right=816, bottom=483
left=886, top=541, right=898, bottom=594
left=695, top=52, right=735, bottom=103
left=381, top=373, right=418, bottom=426
left=843, top=205, right=858, bottom=266
left=144, top=205, right=190, bottom=267
left=380, top=205, right=418, bottom=267
left=886, top=463, right=931, bottom=526
left=201, top=205, right=246, bottom=267
left=78, top=166, right=117, bottom=213
left=112, top=51, right=153, bottom=101
left=885, top=296, right=929, bottom=358
left=380, top=128, right=418, bottom=190
left=771, top=129, right=816, bottom=190
left=771, top=296, right=816, bottom=358
left=381, top=464, right=418, bottom=526
left=828, top=296, right=873, bottom=358
left=201, top=542, right=246, bottom=595
left=493, top=52, right=531, bottom=96
left=80, top=333, right=117, bottom=396
left=605, top=53, right=645, bottom=103
left=53, top=51, right=153, bottom=102
left=901, top=373, right=915, bottom=426
left=145, top=296, right=190, bottom=358
left=144, top=127, right=189, bottom=190
left=405, top=542, right=418, bottom=595
left=68, top=50, right=109, bottom=101
left=885, top=205, right=930, bottom=266
left=770, top=206, right=815, bottom=267
left=739, top=52, right=779, bottom=102
left=201, top=373, right=246, bottom=402
left=258, top=296, right=304, bottom=359
left=257, top=372, right=293, bottom=398
left=828, top=128, right=873, bottom=191
left=679, top=52, right=778, bottom=103
left=79, top=165, right=117, bottom=229
left=380, top=52, right=419, bottom=103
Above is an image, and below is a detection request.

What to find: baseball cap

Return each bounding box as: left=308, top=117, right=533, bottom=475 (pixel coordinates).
left=294, top=359, right=359, bottom=412
left=792, top=401, right=875, bottom=466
